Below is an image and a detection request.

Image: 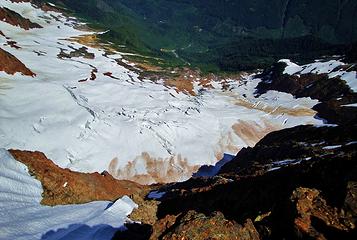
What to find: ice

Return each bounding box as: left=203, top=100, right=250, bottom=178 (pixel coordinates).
left=0, top=0, right=323, bottom=183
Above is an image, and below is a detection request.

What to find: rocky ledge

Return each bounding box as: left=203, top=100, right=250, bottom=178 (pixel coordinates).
left=9, top=150, right=147, bottom=206
left=0, top=48, right=35, bottom=76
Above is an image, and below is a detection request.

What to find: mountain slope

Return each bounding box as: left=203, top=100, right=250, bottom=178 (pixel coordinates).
left=38, top=0, right=357, bottom=70
left=0, top=0, right=325, bottom=184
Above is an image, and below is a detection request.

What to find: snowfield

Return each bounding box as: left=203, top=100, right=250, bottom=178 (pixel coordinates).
left=0, top=0, right=325, bottom=184
left=0, top=149, right=137, bottom=240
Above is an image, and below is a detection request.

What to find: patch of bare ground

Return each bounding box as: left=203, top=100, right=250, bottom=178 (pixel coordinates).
left=67, top=34, right=118, bottom=53
left=9, top=149, right=148, bottom=206
left=0, top=47, right=35, bottom=76
left=108, top=152, right=200, bottom=185
left=164, top=77, right=196, bottom=95
left=161, top=68, right=246, bottom=96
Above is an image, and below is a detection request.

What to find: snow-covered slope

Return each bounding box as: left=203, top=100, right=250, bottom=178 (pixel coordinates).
left=279, top=59, right=357, bottom=92
left=0, top=0, right=323, bottom=184
left=0, top=149, right=136, bottom=240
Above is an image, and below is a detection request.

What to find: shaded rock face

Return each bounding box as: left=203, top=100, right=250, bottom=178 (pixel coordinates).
left=219, top=124, right=357, bottom=176
left=9, top=150, right=147, bottom=206
left=151, top=124, right=356, bottom=240
left=0, top=6, right=42, bottom=30
left=255, top=61, right=357, bottom=125
left=0, top=48, right=35, bottom=76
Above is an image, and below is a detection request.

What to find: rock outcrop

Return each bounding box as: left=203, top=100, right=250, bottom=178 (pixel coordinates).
left=9, top=150, right=147, bottom=206
left=0, top=6, right=42, bottom=30
left=150, top=211, right=260, bottom=240
left=151, top=123, right=357, bottom=239
left=255, top=61, right=357, bottom=125
left=0, top=48, right=35, bottom=76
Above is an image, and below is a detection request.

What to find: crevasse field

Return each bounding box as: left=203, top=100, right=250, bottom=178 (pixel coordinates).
left=1, top=0, right=347, bottom=185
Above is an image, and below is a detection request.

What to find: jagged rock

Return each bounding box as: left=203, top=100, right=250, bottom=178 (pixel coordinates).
left=129, top=193, right=159, bottom=225
left=291, top=187, right=355, bottom=239
left=150, top=211, right=259, bottom=240
left=9, top=149, right=147, bottom=206
left=219, top=124, right=357, bottom=176
left=153, top=124, right=356, bottom=239
left=0, top=48, right=35, bottom=76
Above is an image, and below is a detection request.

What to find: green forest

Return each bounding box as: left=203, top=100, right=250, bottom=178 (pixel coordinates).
left=40, top=0, right=357, bottom=71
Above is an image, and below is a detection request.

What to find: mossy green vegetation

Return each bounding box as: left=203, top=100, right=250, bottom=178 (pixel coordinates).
left=41, top=0, right=357, bottom=72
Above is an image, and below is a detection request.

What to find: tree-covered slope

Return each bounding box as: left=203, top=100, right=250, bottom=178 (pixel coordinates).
left=41, top=0, right=357, bottom=71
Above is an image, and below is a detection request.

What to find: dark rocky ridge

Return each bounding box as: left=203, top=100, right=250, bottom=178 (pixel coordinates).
left=148, top=126, right=357, bottom=240
left=114, top=58, right=357, bottom=239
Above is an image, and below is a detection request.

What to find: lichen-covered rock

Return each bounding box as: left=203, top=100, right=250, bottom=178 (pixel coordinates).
left=291, top=187, right=355, bottom=239
left=151, top=211, right=259, bottom=240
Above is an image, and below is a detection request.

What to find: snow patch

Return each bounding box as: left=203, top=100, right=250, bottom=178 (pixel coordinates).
left=0, top=149, right=137, bottom=240
left=322, top=145, right=342, bottom=150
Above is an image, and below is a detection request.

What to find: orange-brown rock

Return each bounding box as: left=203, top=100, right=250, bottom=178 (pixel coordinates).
left=0, top=7, right=42, bottom=30
left=9, top=149, right=147, bottom=206
left=129, top=194, right=159, bottom=225
left=150, top=211, right=260, bottom=240
left=0, top=48, right=35, bottom=76
left=291, top=187, right=355, bottom=239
